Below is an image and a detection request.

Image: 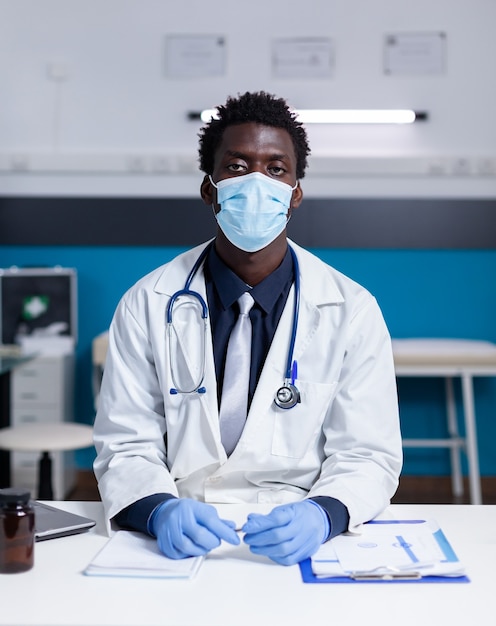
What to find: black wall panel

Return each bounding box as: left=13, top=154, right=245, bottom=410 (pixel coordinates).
left=0, top=196, right=494, bottom=248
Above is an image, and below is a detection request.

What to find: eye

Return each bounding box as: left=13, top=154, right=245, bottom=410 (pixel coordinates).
left=268, top=166, right=286, bottom=176
left=227, top=163, right=247, bottom=173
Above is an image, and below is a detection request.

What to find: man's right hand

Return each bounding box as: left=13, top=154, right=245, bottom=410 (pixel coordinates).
left=149, top=498, right=240, bottom=559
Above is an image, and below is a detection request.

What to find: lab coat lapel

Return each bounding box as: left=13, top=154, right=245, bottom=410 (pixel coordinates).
left=250, top=284, right=320, bottom=411
left=240, top=242, right=345, bottom=445
left=160, top=252, right=207, bottom=393
left=154, top=243, right=223, bottom=456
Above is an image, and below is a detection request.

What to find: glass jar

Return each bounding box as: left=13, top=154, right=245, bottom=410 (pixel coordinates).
left=0, top=488, right=35, bottom=574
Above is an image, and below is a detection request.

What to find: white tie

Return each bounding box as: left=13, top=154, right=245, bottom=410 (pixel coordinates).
left=219, top=292, right=255, bottom=455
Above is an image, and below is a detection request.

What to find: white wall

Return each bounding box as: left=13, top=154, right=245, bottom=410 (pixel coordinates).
left=1, top=0, right=495, bottom=197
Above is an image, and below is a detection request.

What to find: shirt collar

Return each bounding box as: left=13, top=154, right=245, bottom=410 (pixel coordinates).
left=207, top=245, right=294, bottom=314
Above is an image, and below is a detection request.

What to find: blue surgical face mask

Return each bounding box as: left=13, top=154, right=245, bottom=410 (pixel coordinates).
left=209, top=172, right=297, bottom=252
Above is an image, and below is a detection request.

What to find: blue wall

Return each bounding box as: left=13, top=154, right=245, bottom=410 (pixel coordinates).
left=1, top=245, right=495, bottom=476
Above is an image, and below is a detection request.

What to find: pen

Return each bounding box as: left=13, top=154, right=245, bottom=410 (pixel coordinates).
left=291, top=360, right=298, bottom=385
left=350, top=572, right=422, bottom=581
left=348, top=561, right=435, bottom=580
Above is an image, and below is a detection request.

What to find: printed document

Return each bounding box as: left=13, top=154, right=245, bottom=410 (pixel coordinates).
left=311, top=519, right=466, bottom=579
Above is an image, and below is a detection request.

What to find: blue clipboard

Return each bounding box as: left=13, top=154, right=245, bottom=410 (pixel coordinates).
left=299, top=519, right=470, bottom=584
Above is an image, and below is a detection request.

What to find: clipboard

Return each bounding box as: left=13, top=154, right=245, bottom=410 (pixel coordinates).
left=299, top=519, right=470, bottom=584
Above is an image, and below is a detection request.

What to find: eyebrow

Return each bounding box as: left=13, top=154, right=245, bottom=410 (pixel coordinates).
left=225, top=150, right=291, bottom=161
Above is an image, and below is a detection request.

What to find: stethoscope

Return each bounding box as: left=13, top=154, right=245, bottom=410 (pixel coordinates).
left=166, top=244, right=301, bottom=409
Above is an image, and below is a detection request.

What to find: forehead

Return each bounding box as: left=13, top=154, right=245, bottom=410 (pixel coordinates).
left=214, top=122, right=297, bottom=164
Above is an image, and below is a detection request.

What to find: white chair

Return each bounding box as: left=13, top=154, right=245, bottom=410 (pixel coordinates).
left=0, top=422, right=94, bottom=500
left=392, top=338, right=496, bottom=504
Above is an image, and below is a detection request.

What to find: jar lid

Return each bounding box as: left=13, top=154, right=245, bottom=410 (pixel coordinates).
left=0, top=488, right=31, bottom=504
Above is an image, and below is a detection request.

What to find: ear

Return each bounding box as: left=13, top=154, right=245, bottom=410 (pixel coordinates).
left=288, top=182, right=303, bottom=215
left=200, top=175, right=214, bottom=206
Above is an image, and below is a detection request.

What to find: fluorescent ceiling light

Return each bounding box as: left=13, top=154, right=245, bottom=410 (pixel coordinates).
left=199, top=109, right=218, bottom=123
left=197, top=109, right=426, bottom=124
left=295, top=109, right=418, bottom=124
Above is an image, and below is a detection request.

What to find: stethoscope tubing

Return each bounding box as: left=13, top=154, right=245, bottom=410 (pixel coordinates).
left=166, top=244, right=211, bottom=324
left=166, top=242, right=300, bottom=407
left=285, top=246, right=300, bottom=381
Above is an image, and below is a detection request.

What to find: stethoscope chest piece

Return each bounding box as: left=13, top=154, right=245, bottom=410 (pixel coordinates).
left=274, top=383, right=301, bottom=410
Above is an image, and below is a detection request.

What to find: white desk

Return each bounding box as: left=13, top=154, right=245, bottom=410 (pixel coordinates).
left=1, top=501, right=495, bottom=626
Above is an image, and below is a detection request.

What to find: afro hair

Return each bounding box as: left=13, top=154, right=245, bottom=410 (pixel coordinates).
left=198, top=91, right=310, bottom=179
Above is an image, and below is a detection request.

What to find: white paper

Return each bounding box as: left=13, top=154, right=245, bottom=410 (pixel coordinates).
left=272, top=38, right=334, bottom=79
left=311, top=519, right=465, bottom=578
left=165, top=35, right=226, bottom=78
left=18, top=335, right=74, bottom=356
left=384, top=32, right=446, bottom=75
left=84, top=531, right=203, bottom=579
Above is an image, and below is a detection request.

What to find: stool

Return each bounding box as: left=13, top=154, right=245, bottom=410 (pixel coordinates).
left=392, top=338, right=496, bottom=505
left=0, top=422, right=94, bottom=500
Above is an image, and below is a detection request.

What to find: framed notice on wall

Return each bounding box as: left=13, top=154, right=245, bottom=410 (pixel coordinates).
left=384, top=32, right=446, bottom=75
left=165, top=35, right=226, bottom=78
left=272, top=38, right=335, bottom=79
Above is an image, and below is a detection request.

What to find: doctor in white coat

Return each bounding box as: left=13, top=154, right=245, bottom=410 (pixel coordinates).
left=93, top=91, right=402, bottom=566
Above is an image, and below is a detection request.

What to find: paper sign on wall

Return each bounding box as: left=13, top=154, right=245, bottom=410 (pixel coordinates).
left=384, top=32, right=446, bottom=75
left=165, top=35, right=226, bottom=78
left=272, top=38, right=335, bottom=79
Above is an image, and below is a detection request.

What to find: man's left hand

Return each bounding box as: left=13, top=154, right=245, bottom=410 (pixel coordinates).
left=241, top=500, right=330, bottom=566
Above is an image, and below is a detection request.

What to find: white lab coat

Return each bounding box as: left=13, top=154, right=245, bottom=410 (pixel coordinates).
left=93, top=240, right=402, bottom=531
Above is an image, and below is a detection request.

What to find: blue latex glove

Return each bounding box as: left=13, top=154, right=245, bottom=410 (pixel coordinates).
left=149, top=499, right=240, bottom=559
left=242, top=500, right=330, bottom=566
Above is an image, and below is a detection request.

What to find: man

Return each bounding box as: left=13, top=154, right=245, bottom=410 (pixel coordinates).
left=93, top=91, right=402, bottom=566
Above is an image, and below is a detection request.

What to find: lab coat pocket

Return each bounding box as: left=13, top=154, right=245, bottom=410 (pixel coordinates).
left=271, top=380, right=337, bottom=459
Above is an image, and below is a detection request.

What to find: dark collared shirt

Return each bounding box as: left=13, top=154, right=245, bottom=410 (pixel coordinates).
left=205, top=243, right=294, bottom=407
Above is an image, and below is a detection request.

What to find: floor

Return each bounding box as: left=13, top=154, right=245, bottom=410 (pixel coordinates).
left=68, top=471, right=496, bottom=505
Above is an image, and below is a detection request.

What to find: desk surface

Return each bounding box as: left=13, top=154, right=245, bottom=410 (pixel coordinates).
left=1, top=501, right=494, bottom=626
